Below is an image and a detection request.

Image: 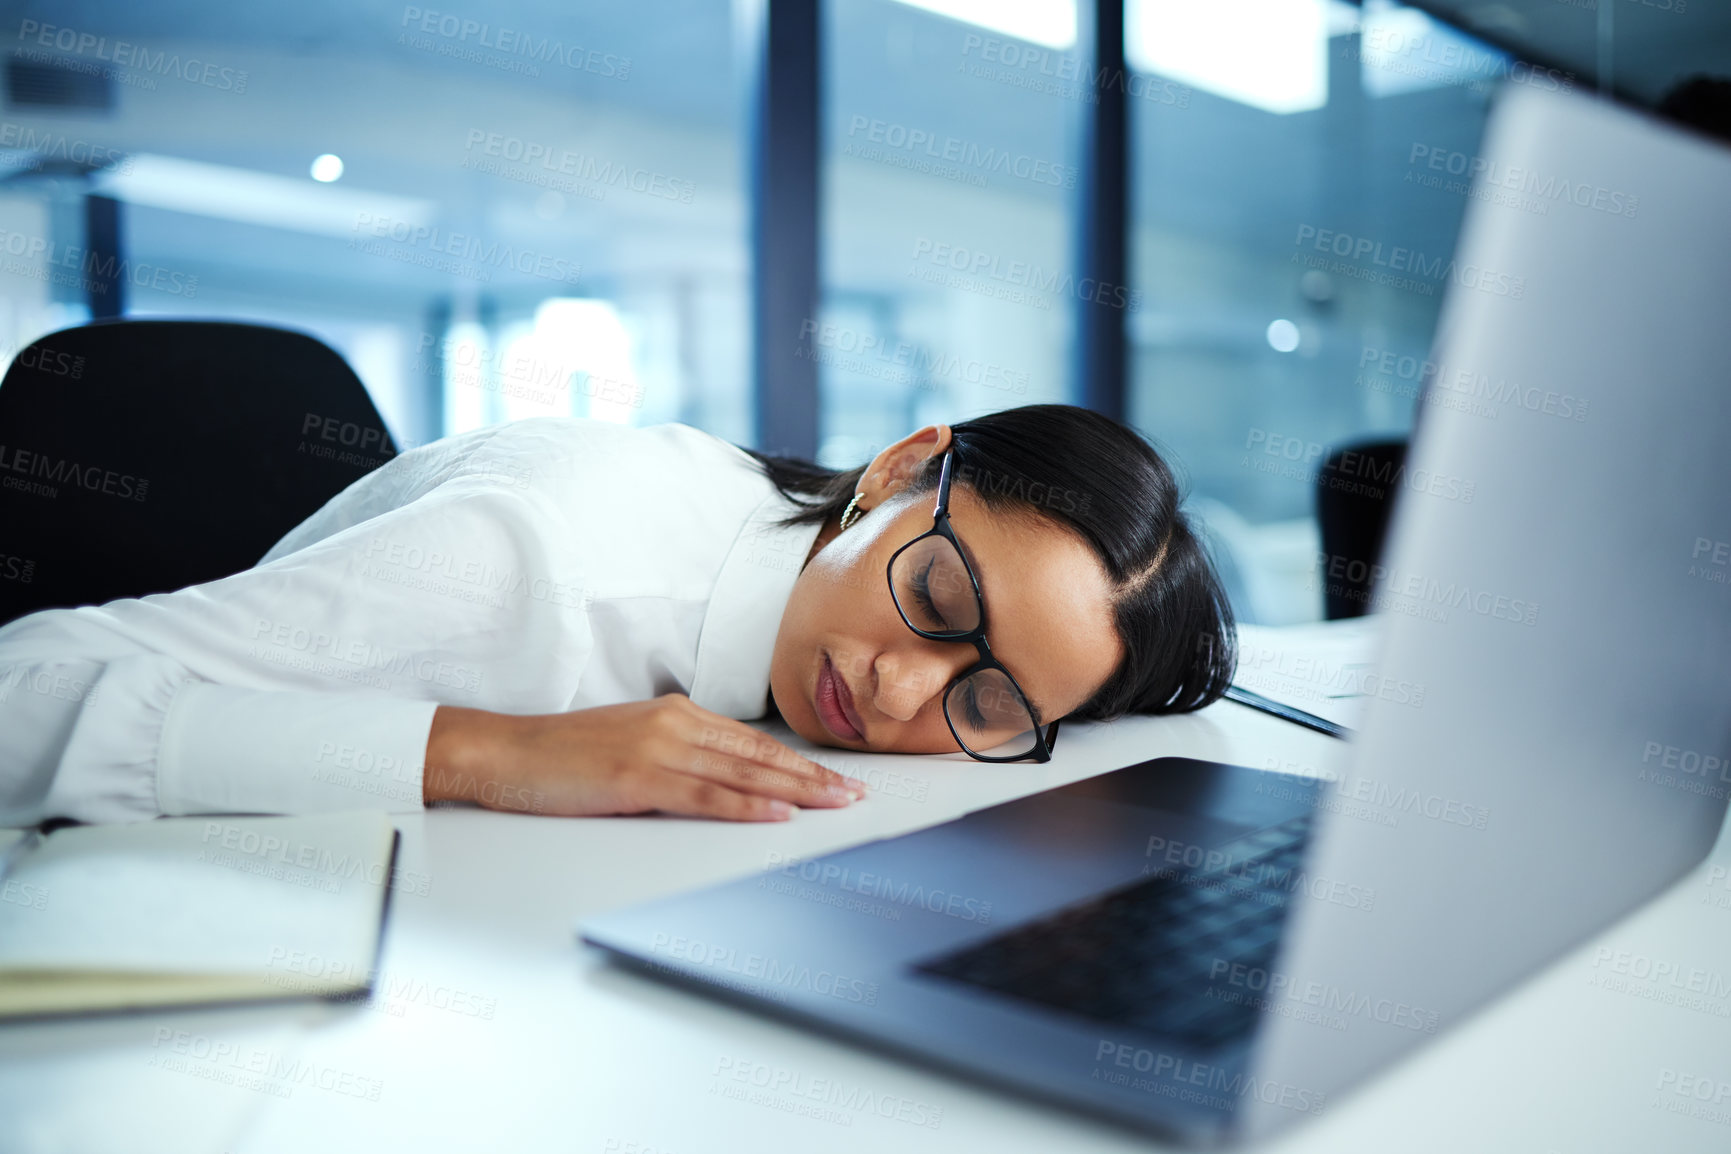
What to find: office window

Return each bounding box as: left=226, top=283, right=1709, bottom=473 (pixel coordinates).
left=818, top=0, right=1082, bottom=468
left=0, top=2, right=749, bottom=450
left=1126, top=0, right=1515, bottom=624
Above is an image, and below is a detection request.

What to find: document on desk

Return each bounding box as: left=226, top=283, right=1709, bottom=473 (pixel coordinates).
left=1232, top=617, right=1385, bottom=734
left=0, top=812, right=397, bottom=1020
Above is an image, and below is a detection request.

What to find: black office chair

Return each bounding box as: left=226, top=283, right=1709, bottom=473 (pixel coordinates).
left=1314, top=438, right=1407, bottom=620
left=0, top=320, right=398, bottom=628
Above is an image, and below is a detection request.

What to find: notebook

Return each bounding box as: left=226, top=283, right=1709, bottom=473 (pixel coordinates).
left=1229, top=617, right=1384, bottom=735
left=0, top=812, right=399, bottom=1019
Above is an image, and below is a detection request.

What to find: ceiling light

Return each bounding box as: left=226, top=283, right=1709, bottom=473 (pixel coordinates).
left=1267, top=318, right=1301, bottom=352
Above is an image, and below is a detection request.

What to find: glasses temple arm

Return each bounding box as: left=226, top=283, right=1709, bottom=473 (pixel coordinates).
left=932, top=448, right=955, bottom=518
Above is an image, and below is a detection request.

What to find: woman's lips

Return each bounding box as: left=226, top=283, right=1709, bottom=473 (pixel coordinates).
left=815, top=654, right=865, bottom=743
left=832, top=658, right=868, bottom=738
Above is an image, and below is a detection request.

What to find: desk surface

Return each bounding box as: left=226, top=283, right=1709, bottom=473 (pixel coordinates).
left=4, top=698, right=1730, bottom=1154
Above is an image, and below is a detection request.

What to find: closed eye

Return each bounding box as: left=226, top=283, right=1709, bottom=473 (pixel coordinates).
left=911, top=560, right=948, bottom=629
left=959, top=681, right=990, bottom=730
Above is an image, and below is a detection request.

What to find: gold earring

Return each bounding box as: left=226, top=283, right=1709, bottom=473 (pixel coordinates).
left=839, top=492, right=865, bottom=531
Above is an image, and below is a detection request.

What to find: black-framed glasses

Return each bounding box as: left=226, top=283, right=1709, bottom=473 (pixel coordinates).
left=885, top=449, right=1061, bottom=763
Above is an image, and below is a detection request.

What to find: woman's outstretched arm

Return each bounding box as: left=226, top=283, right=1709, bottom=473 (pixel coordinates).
left=0, top=421, right=858, bottom=825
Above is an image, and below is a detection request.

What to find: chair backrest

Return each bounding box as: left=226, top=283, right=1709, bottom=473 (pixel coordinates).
left=1314, top=438, right=1407, bottom=620
left=0, top=320, right=398, bottom=627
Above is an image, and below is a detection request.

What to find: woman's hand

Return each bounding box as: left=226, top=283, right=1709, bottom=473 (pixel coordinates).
left=423, top=694, right=869, bottom=820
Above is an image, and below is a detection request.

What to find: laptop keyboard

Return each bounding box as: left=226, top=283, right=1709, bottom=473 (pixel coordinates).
left=912, top=814, right=1314, bottom=1050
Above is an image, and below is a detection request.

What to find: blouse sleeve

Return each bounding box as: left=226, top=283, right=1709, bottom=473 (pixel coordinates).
left=0, top=650, right=438, bottom=824
left=0, top=472, right=590, bottom=826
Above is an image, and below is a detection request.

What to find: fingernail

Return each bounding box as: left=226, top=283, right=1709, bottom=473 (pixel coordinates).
left=768, top=800, right=794, bottom=819
left=844, top=777, right=869, bottom=799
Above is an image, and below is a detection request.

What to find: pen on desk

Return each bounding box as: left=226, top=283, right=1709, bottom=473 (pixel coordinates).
left=0, top=828, right=43, bottom=886
left=1223, top=685, right=1351, bottom=740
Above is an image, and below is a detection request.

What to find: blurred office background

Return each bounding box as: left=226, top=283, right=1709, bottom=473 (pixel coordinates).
left=0, top=0, right=1722, bottom=623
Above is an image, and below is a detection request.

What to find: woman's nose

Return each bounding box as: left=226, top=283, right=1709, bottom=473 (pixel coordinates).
left=871, top=647, right=965, bottom=722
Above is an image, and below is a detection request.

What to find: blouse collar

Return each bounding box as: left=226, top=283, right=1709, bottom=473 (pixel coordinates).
left=688, top=491, right=824, bottom=719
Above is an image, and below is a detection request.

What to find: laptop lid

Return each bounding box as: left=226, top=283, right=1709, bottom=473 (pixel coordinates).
left=1237, top=82, right=1731, bottom=1141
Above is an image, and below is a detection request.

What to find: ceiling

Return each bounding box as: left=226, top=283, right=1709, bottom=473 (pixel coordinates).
left=1406, top=0, right=1731, bottom=104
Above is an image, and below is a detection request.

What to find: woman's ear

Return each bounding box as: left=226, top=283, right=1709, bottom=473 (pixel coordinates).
left=857, top=424, right=952, bottom=505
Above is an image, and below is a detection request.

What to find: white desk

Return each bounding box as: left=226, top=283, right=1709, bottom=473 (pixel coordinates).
left=4, top=698, right=1730, bottom=1153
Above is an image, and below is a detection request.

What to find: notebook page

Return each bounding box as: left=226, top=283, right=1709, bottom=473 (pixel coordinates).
left=0, top=812, right=395, bottom=979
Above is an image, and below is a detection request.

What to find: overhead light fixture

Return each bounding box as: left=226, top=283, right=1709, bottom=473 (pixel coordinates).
left=91, top=154, right=435, bottom=238
left=309, top=153, right=345, bottom=182
left=884, top=0, right=1076, bottom=50
left=1126, top=0, right=1334, bottom=115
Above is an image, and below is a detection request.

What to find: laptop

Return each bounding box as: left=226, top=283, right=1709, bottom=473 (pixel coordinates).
left=580, top=84, right=1731, bottom=1146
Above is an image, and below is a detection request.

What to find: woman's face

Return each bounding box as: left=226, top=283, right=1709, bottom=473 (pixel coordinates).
left=769, top=430, right=1123, bottom=758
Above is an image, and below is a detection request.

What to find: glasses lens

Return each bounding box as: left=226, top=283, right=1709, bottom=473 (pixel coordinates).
left=890, top=535, right=981, bottom=637
left=945, top=667, right=1040, bottom=758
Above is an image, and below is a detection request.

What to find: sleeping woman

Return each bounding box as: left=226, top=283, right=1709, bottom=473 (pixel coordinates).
left=0, top=403, right=1235, bottom=825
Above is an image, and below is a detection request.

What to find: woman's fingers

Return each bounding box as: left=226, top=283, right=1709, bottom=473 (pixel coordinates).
left=680, top=707, right=867, bottom=801
left=634, top=769, right=796, bottom=823
left=681, top=750, right=856, bottom=808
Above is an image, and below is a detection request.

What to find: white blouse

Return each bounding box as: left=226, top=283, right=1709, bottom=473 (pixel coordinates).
left=0, top=418, right=823, bottom=825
